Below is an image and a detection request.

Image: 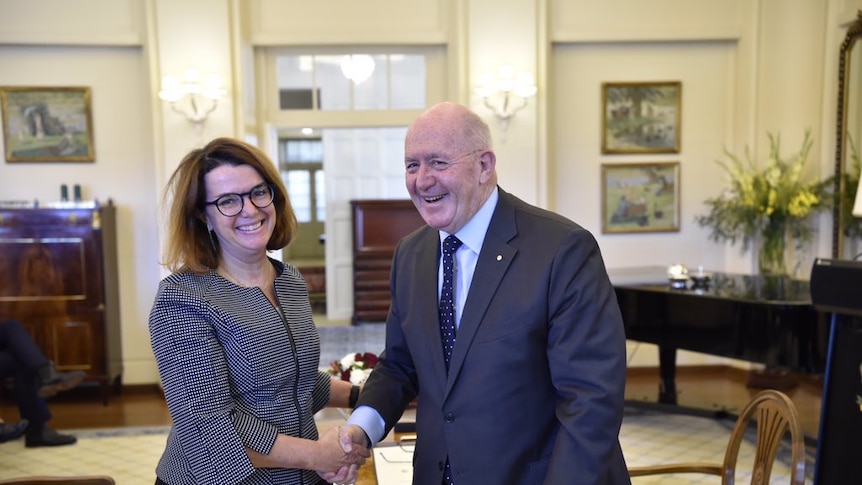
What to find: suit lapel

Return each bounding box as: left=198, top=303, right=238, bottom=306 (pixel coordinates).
left=445, top=191, right=518, bottom=392
left=409, top=229, right=451, bottom=380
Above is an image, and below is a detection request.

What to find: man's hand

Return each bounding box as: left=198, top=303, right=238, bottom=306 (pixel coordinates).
left=316, top=425, right=370, bottom=483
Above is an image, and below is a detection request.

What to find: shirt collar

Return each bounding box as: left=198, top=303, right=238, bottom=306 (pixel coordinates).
left=439, top=187, right=498, bottom=255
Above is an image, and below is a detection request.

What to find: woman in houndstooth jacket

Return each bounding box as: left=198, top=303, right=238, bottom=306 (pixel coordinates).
left=149, top=138, right=369, bottom=485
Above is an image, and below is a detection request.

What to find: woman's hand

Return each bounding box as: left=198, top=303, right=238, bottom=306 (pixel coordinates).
left=315, top=425, right=369, bottom=483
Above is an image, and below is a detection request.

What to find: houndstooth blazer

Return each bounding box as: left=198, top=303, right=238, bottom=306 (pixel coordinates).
left=149, top=258, right=330, bottom=485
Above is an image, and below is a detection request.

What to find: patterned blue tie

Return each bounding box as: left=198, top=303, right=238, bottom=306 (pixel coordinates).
left=439, top=235, right=462, bottom=373
left=440, top=234, right=462, bottom=485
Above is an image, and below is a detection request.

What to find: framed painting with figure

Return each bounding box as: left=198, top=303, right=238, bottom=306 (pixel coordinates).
left=0, top=86, right=95, bottom=162
left=601, top=162, right=680, bottom=234
left=602, top=81, right=681, bottom=154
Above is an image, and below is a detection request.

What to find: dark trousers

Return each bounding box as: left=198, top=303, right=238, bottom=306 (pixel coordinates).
left=0, top=319, right=51, bottom=425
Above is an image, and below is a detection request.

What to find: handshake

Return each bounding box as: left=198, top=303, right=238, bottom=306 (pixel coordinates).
left=315, top=424, right=372, bottom=484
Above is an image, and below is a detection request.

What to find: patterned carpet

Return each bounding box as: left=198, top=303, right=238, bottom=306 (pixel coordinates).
left=0, top=406, right=814, bottom=484
left=317, top=323, right=386, bottom=369
left=0, top=324, right=816, bottom=484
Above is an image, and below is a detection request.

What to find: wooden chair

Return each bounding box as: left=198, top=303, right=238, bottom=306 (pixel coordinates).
left=628, top=389, right=806, bottom=484
left=0, top=477, right=115, bottom=485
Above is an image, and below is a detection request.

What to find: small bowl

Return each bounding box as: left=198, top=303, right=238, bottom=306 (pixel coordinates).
left=690, top=273, right=712, bottom=290
left=668, top=276, right=689, bottom=290
left=667, top=263, right=689, bottom=290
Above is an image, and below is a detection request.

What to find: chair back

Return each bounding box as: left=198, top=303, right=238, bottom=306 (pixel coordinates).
left=0, top=477, right=115, bottom=485
left=627, top=389, right=806, bottom=484
left=722, top=389, right=806, bottom=485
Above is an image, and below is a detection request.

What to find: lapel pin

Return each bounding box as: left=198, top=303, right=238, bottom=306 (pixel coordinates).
left=496, top=255, right=502, bottom=261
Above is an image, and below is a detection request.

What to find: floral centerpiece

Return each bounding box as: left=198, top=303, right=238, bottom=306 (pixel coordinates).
left=695, top=131, right=832, bottom=276
left=328, top=352, right=378, bottom=385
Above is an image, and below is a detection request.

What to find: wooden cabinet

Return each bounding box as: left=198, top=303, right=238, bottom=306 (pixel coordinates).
left=0, top=203, right=122, bottom=402
left=351, top=200, right=425, bottom=324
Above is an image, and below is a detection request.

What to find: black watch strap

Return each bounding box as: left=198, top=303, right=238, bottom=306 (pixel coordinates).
left=348, top=384, right=360, bottom=408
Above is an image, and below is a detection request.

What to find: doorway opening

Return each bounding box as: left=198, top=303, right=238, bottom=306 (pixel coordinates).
left=278, top=135, right=326, bottom=314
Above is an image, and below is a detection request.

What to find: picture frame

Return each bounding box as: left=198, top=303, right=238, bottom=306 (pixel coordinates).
left=0, top=86, right=95, bottom=162
left=601, top=81, right=681, bottom=154
left=601, top=161, right=680, bottom=234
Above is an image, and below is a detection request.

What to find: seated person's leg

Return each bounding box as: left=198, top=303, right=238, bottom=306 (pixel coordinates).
left=0, top=417, right=29, bottom=442
left=16, top=368, right=77, bottom=447
left=1, top=350, right=76, bottom=447
left=0, top=319, right=85, bottom=397
left=0, top=352, right=29, bottom=442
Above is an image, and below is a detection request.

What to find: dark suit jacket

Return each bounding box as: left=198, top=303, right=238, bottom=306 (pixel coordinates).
left=358, top=189, right=631, bottom=485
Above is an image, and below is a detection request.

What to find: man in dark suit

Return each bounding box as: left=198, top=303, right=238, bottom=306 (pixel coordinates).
left=344, top=102, right=630, bottom=484
left=0, top=319, right=84, bottom=447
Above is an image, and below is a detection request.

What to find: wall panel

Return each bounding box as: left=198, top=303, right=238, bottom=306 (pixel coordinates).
left=552, top=41, right=734, bottom=273
left=550, top=0, right=746, bottom=42
left=0, top=0, right=142, bottom=45
left=248, top=0, right=451, bottom=45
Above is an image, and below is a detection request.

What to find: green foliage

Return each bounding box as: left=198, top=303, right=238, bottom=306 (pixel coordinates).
left=695, top=131, right=832, bottom=252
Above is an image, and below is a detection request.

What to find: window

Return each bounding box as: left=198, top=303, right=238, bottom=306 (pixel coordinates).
left=275, top=53, right=426, bottom=111
left=279, top=138, right=324, bottom=223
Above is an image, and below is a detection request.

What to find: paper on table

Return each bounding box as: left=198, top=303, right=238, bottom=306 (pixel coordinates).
left=372, top=441, right=414, bottom=485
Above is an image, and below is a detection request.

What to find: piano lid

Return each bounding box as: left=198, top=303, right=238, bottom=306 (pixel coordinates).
left=608, top=266, right=811, bottom=304
left=810, top=258, right=862, bottom=316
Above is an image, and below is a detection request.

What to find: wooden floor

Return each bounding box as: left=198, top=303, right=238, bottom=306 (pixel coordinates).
left=624, top=366, right=823, bottom=439
left=1, top=365, right=824, bottom=439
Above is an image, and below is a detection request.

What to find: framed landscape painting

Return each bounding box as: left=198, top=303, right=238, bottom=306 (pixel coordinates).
left=601, top=81, right=681, bottom=154
left=601, top=162, right=680, bottom=234
left=0, top=86, right=95, bottom=162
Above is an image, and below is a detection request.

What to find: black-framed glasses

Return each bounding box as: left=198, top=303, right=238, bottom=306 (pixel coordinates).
left=205, top=183, right=275, bottom=217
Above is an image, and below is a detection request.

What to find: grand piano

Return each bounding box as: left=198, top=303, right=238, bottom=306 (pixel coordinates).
left=610, top=266, right=828, bottom=404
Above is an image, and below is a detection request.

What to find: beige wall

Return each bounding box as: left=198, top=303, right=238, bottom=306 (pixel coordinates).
left=1, top=0, right=861, bottom=383
left=0, top=0, right=163, bottom=383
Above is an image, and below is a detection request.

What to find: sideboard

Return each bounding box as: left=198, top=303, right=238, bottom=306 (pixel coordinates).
left=0, top=203, right=122, bottom=403
left=351, top=199, right=425, bottom=324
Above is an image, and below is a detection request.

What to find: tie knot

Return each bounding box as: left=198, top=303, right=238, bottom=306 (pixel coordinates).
left=442, top=235, right=463, bottom=256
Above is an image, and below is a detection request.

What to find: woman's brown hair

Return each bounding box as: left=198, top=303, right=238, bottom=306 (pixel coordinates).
left=160, top=137, right=296, bottom=273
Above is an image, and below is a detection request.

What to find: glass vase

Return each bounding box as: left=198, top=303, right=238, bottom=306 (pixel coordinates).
left=758, top=224, right=788, bottom=276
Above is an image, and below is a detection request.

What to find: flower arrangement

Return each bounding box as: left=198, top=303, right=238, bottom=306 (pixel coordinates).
left=695, top=131, right=832, bottom=276
left=328, top=352, right=378, bottom=386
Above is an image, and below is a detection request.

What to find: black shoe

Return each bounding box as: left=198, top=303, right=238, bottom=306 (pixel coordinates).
left=25, top=426, right=77, bottom=447
left=0, top=419, right=29, bottom=443
left=38, top=362, right=86, bottom=398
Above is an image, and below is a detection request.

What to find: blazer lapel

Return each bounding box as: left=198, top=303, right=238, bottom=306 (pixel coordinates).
left=408, top=229, right=451, bottom=380
left=445, top=190, right=518, bottom=392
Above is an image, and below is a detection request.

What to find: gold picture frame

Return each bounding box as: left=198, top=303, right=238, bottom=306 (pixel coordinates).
left=1, top=86, right=95, bottom=162
left=601, top=161, right=680, bottom=234
left=601, top=81, right=681, bottom=154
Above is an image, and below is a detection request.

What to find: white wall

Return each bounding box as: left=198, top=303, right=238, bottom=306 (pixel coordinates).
left=550, top=0, right=831, bottom=277
left=1, top=0, right=861, bottom=384
left=0, top=15, right=162, bottom=382
left=553, top=41, right=735, bottom=272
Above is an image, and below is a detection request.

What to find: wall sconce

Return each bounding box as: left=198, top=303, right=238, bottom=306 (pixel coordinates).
left=340, top=55, right=376, bottom=84
left=475, top=65, right=537, bottom=137
left=158, top=69, right=226, bottom=126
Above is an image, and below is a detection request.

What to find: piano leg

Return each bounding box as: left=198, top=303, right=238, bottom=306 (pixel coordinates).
left=658, top=345, right=677, bottom=404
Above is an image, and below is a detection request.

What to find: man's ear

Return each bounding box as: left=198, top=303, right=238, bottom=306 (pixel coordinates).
left=478, top=150, right=496, bottom=182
